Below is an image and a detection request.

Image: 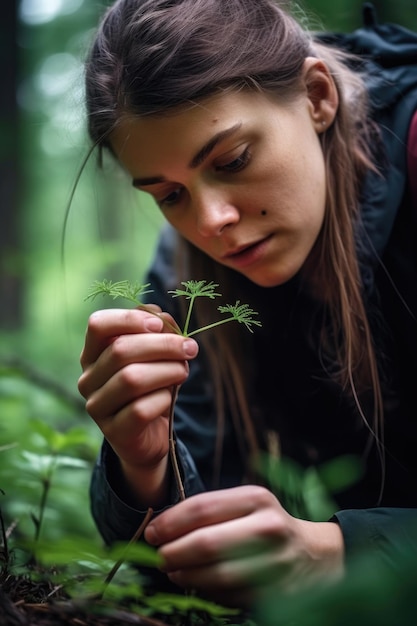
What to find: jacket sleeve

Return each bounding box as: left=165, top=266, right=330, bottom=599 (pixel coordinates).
left=90, top=437, right=205, bottom=546
left=333, top=508, right=417, bottom=568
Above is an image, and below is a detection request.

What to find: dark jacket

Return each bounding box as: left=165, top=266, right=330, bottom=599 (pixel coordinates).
left=90, top=10, right=417, bottom=577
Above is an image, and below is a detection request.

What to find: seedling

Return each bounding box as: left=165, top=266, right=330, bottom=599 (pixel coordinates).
left=86, top=279, right=261, bottom=336
left=86, top=279, right=261, bottom=499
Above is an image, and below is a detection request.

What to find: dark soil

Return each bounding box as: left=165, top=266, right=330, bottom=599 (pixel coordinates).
left=0, top=575, right=169, bottom=626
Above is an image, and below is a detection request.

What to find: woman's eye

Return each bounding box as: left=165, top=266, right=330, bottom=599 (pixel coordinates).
left=159, top=187, right=183, bottom=207
left=217, top=148, right=251, bottom=173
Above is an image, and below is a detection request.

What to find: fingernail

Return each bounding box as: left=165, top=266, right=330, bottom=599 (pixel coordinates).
left=144, top=316, right=163, bottom=332
left=183, top=339, right=198, bottom=358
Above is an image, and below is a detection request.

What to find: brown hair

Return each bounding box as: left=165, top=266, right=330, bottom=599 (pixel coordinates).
left=85, top=0, right=383, bottom=489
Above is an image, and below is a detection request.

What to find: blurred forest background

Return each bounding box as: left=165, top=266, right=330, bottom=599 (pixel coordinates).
left=0, top=0, right=416, bottom=545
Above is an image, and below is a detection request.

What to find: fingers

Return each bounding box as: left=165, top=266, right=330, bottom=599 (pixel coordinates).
left=80, top=308, right=165, bottom=368
left=77, top=307, right=199, bottom=471
left=103, top=397, right=171, bottom=466
left=144, top=486, right=293, bottom=602
left=156, top=506, right=287, bottom=573
left=167, top=546, right=288, bottom=595
left=145, top=485, right=281, bottom=544
left=144, top=486, right=344, bottom=603
left=84, top=360, right=188, bottom=422
left=81, top=329, right=188, bottom=400
left=78, top=308, right=199, bottom=406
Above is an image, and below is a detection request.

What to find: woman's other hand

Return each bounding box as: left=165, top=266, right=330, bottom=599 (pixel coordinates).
left=144, top=485, right=344, bottom=606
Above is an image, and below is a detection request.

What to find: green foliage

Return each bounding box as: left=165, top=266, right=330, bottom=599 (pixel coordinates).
left=258, top=453, right=363, bottom=521
left=0, top=368, right=252, bottom=623
left=169, top=280, right=222, bottom=300
left=86, top=278, right=262, bottom=337
left=0, top=367, right=99, bottom=543
left=143, top=593, right=240, bottom=619
left=214, top=302, right=262, bottom=335
left=169, top=280, right=262, bottom=336
left=86, top=279, right=154, bottom=305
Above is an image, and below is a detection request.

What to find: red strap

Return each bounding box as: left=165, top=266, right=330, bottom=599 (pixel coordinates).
left=408, top=109, right=417, bottom=213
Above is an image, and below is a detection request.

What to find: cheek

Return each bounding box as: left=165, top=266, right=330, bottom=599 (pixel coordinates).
left=262, top=164, right=325, bottom=227
left=258, top=134, right=325, bottom=211
left=286, top=141, right=326, bottom=223
left=305, top=154, right=327, bottom=224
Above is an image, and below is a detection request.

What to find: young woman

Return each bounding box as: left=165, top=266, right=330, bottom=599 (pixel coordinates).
left=78, top=0, right=417, bottom=608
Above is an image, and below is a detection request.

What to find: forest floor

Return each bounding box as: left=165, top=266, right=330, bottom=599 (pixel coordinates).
left=0, top=574, right=170, bottom=626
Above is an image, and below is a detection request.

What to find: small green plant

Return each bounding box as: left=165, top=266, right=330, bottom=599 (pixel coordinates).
left=86, top=278, right=261, bottom=500
left=86, top=278, right=262, bottom=336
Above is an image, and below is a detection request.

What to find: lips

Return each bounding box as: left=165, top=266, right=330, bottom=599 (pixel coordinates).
left=223, top=242, right=257, bottom=258
left=221, top=234, right=273, bottom=268
left=223, top=235, right=270, bottom=259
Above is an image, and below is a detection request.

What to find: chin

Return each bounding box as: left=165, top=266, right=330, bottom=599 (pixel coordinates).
left=245, top=267, right=299, bottom=288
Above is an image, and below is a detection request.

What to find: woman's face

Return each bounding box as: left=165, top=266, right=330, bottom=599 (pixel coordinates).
left=110, top=71, right=332, bottom=287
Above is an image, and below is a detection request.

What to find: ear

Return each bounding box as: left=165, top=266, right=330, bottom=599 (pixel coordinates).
left=302, top=57, right=339, bottom=133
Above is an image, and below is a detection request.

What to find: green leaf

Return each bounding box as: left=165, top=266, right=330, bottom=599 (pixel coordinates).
left=30, top=419, right=91, bottom=452
left=317, top=455, right=363, bottom=492
left=85, top=279, right=153, bottom=305
left=20, top=450, right=55, bottom=474
left=144, top=592, right=240, bottom=617
left=29, top=419, right=60, bottom=448
left=109, top=540, right=162, bottom=569
left=54, top=455, right=90, bottom=470
left=26, top=535, right=161, bottom=569
left=20, top=450, right=89, bottom=474
left=168, top=280, right=221, bottom=300
left=217, top=301, right=262, bottom=332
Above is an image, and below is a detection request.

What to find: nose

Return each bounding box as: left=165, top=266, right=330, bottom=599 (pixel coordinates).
left=193, top=187, right=240, bottom=237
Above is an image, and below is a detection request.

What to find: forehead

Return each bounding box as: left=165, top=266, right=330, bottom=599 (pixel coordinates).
left=110, top=90, right=283, bottom=146
left=111, top=98, right=224, bottom=153
left=110, top=90, right=292, bottom=175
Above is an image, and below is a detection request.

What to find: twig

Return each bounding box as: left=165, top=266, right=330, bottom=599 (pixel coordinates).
left=100, top=507, right=154, bottom=597
left=46, top=584, right=64, bottom=600
left=168, top=385, right=185, bottom=501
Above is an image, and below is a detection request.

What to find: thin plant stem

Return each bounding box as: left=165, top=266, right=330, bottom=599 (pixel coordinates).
left=182, top=295, right=196, bottom=337
left=168, top=384, right=185, bottom=501
left=100, top=507, right=154, bottom=597
left=35, top=479, right=49, bottom=543
left=34, top=460, right=56, bottom=544
left=186, top=316, right=237, bottom=337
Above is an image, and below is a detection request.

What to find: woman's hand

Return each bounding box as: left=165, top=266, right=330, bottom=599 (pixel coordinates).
left=77, top=307, right=199, bottom=505
left=144, top=485, right=344, bottom=607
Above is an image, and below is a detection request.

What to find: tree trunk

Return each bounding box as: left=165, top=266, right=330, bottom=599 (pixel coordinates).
left=0, top=0, right=23, bottom=330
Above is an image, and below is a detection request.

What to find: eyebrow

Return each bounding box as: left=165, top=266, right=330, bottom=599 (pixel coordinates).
left=188, top=122, right=242, bottom=168
left=132, top=122, right=242, bottom=188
